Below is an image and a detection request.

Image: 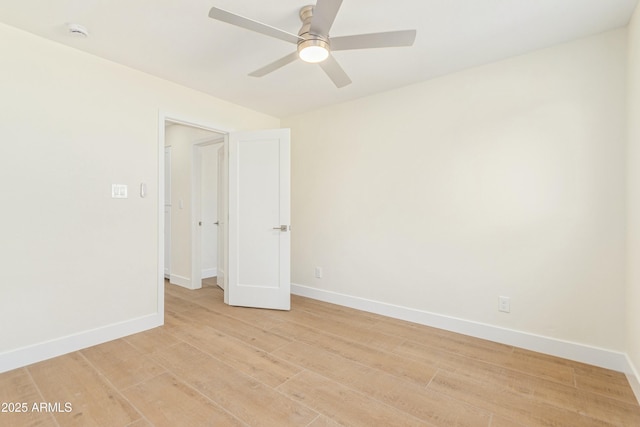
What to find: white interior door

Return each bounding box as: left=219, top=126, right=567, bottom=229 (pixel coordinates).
left=216, top=145, right=226, bottom=290
left=200, top=144, right=218, bottom=279
left=226, top=129, right=290, bottom=310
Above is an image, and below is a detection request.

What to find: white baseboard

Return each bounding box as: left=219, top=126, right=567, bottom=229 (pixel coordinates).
left=626, top=356, right=640, bottom=405
left=291, top=284, right=632, bottom=374
left=169, top=274, right=191, bottom=289
left=0, top=313, right=162, bottom=374
left=202, top=268, right=217, bottom=279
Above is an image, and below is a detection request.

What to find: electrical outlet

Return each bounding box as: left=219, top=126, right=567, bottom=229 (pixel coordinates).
left=499, top=296, right=510, bottom=313
left=314, top=267, right=323, bottom=278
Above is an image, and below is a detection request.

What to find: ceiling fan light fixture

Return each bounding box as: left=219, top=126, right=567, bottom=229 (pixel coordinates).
left=298, top=39, right=330, bottom=63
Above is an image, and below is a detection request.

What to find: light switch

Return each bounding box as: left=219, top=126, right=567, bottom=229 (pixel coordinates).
left=112, top=184, right=128, bottom=199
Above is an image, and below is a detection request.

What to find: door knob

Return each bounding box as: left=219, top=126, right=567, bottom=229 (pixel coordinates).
left=272, top=225, right=289, bottom=232
left=214, top=221, right=219, bottom=226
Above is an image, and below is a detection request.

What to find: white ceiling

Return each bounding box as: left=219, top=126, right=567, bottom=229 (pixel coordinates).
left=1, top=0, right=638, bottom=118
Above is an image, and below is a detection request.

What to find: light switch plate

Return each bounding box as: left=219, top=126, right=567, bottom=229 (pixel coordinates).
left=112, top=184, right=128, bottom=199
left=499, top=296, right=510, bottom=313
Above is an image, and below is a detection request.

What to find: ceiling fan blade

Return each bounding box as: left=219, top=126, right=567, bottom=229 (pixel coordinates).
left=319, top=55, right=352, bottom=88
left=331, top=30, right=417, bottom=51
left=310, top=0, right=343, bottom=36
left=209, top=7, right=301, bottom=44
left=248, top=52, right=299, bottom=77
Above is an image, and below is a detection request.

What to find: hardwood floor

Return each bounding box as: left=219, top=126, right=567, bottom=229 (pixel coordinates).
left=1, top=278, right=639, bottom=426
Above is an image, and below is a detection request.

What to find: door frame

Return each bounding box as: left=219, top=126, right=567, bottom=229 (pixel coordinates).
left=158, top=111, right=234, bottom=316
left=191, top=137, right=224, bottom=290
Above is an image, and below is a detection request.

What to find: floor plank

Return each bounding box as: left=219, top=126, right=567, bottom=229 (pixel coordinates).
left=270, top=322, right=437, bottom=386
left=150, top=342, right=318, bottom=427
left=273, top=340, right=491, bottom=426
left=81, top=339, right=166, bottom=390
left=121, top=372, right=243, bottom=427
left=0, top=368, right=57, bottom=427
left=123, top=327, right=181, bottom=354
left=175, top=323, right=302, bottom=387
left=27, top=353, right=141, bottom=427
left=429, top=369, right=617, bottom=427
left=574, top=365, right=640, bottom=405
left=277, top=370, right=430, bottom=427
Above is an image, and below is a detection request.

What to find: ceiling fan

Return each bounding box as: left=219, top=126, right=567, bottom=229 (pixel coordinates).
left=208, top=0, right=417, bottom=88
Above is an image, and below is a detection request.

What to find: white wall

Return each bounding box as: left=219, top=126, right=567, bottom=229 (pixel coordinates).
left=627, top=3, right=640, bottom=391
left=284, top=29, right=628, bottom=355
left=0, top=23, right=278, bottom=371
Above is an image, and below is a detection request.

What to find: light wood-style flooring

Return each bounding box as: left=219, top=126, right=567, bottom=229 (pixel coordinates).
left=1, top=278, right=639, bottom=426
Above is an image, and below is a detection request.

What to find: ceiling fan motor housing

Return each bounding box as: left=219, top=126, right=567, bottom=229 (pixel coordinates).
left=297, top=5, right=330, bottom=59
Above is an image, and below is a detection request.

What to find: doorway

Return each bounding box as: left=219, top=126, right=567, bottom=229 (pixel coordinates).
left=162, top=119, right=226, bottom=291
left=159, top=114, right=291, bottom=312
